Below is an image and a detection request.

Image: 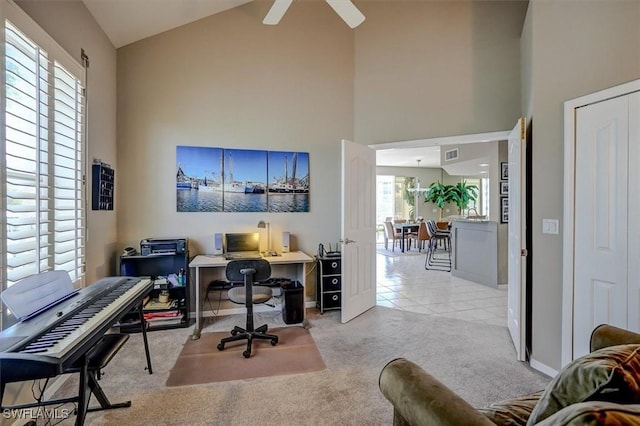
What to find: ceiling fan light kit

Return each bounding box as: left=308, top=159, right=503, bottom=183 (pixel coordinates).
left=263, top=0, right=365, bottom=28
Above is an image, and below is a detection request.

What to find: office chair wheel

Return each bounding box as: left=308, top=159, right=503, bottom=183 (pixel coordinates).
left=243, top=350, right=251, bottom=358
left=230, top=330, right=238, bottom=336
left=270, top=337, right=278, bottom=346
left=217, top=343, right=225, bottom=351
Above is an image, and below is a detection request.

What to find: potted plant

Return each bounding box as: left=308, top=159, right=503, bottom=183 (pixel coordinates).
left=403, top=177, right=417, bottom=220
left=424, top=181, right=453, bottom=220
left=450, top=180, right=479, bottom=214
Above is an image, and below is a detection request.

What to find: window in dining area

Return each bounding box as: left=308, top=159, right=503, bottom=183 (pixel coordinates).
left=458, top=177, right=489, bottom=218
left=376, top=175, right=411, bottom=223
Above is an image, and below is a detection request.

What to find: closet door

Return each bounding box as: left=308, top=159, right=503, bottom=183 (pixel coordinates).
left=627, top=92, right=640, bottom=332
left=573, top=95, right=629, bottom=358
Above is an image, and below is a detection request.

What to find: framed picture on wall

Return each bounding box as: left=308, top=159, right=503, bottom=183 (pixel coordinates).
left=501, top=197, right=509, bottom=223
left=501, top=162, right=509, bottom=180
left=500, top=181, right=509, bottom=196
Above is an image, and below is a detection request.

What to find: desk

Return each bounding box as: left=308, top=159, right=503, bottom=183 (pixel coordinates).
left=395, top=223, right=418, bottom=252
left=188, top=251, right=314, bottom=339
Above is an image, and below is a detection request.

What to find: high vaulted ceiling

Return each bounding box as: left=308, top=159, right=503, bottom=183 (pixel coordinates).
left=80, top=0, right=506, bottom=171
left=82, top=0, right=252, bottom=49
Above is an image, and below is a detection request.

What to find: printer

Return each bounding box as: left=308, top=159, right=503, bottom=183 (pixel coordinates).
left=140, top=237, right=188, bottom=256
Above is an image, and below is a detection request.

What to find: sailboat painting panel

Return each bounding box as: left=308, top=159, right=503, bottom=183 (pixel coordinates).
left=176, top=146, right=223, bottom=212
left=176, top=146, right=309, bottom=213
left=222, top=149, right=268, bottom=212
left=268, top=151, right=310, bottom=212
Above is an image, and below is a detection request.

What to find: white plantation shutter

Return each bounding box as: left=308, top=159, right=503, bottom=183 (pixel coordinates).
left=3, top=6, right=86, bottom=294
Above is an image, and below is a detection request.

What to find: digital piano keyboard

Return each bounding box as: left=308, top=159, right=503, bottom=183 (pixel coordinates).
left=0, top=275, right=152, bottom=385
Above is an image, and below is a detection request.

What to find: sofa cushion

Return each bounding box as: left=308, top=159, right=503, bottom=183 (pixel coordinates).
left=527, top=344, right=640, bottom=425
left=478, top=390, right=544, bottom=426
left=536, top=401, right=640, bottom=426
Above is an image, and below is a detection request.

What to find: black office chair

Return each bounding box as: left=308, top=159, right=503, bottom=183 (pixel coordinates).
left=216, top=259, right=279, bottom=358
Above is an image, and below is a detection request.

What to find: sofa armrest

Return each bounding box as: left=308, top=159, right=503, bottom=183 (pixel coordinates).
left=590, top=324, right=640, bottom=352
left=379, top=358, right=494, bottom=426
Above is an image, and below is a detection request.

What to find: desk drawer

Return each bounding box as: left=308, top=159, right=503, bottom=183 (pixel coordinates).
left=322, top=276, right=341, bottom=292
left=320, top=259, right=341, bottom=275
left=322, top=292, right=341, bottom=309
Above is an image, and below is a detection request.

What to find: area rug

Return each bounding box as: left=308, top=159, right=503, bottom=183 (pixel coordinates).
left=165, top=325, right=326, bottom=386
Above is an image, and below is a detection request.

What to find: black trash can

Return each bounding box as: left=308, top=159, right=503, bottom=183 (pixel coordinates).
left=282, top=281, right=304, bottom=324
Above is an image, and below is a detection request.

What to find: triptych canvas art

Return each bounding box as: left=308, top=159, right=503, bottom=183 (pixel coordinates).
left=176, top=146, right=310, bottom=213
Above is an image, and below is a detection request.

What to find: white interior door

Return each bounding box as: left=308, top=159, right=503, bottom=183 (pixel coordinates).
left=507, top=118, right=527, bottom=361
left=341, top=139, right=376, bottom=323
left=573, top=95, right=630, bottom=359
left=628, top=93, right=640, bottom=333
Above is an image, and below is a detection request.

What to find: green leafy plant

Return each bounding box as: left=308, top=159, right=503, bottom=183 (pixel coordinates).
left=424, top=181, right=454, bottom=219
left=450, top=181, right=479, bottom=213
left=403, top=177, right=417, bottom=220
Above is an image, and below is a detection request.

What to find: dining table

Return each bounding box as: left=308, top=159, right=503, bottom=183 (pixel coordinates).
left=395, top=222, right=419, bottom=252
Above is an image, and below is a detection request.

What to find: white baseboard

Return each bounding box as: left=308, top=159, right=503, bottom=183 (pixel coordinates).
left=529, top=357, right=558, bottom=378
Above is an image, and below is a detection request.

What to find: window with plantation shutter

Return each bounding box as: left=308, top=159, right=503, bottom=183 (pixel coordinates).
left=2, top=7, right=86, bottom=299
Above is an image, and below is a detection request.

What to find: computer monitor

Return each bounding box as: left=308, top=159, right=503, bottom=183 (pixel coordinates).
left=224, top=232, right=260, bottom=254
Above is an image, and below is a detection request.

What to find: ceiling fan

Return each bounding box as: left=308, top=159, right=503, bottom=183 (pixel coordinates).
left=263, top=0, right=366, bottom=29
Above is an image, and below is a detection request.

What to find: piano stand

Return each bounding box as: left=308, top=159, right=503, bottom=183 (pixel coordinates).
left=0, top=276, right=155, bottom=425
left=69, top=333, right=132, bottom=424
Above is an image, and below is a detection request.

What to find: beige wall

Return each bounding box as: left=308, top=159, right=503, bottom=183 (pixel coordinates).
left=354, top=0, right=528, bottom=143
left=116, top=1, right=353, bottom=265
left=525, top=0, right=640, bottom=370
left=15, top=0, right=639, bottom=376
left=15, top=1, right=117, bottom=284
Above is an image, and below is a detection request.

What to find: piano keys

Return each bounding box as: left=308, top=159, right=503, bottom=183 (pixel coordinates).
left=0, top=274, right=154, bottom=425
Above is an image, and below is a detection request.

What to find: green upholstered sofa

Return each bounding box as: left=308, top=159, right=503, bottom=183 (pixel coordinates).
left=379, top=324, right=640, bottom=425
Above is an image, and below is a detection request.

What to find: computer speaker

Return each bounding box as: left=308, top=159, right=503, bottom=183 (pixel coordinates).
left=213, top=233, right=223, bottom=255
left=282, top=231, right=290, bottom=253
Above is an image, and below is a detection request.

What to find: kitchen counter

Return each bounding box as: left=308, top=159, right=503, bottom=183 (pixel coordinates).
left=450, top=220, right=504, bottom=288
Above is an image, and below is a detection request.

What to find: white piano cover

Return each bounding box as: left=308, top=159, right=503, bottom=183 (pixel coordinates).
left=1, top=271, right=76, bottom=321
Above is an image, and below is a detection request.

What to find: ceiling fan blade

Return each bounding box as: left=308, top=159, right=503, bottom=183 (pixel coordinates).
left=325, top=0, right=365, bottom=29
left=263, top=0, right=294, bottom=25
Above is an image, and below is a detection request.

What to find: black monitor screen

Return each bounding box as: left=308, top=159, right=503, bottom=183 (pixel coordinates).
left=225, top=232, right=260, bottom=253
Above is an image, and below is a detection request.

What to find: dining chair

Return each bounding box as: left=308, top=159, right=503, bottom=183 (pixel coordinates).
left=424, top=220, right=451, bottom=271
left=409, top=221, right=430, bottom=252
left=384, top=221, right=403, bottom=251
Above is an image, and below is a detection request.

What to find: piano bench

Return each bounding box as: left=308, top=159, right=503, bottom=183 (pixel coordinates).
left=68, top=333, right=130, bottom=373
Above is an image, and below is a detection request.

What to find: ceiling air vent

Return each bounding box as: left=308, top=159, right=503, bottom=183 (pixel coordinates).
left=444, top=148, right=459, bottom=162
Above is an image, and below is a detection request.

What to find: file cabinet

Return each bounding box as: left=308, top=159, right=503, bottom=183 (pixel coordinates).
left=316, top=256, right=341, bottom=314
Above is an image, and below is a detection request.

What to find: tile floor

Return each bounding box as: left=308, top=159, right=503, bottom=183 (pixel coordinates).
left=376, top=247, right=508, bottom=327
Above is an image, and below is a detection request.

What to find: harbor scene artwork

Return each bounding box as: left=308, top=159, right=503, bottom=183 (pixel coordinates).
left=176, top=146, right=309, bottom=213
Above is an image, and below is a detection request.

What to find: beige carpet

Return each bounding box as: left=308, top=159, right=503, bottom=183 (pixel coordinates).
left=166, top=326, right=326, bottom=386
left=48, top=308, right=550, bottom=425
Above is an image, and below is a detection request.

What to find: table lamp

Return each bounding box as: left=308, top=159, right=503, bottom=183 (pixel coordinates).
left=257, top=220, right=274, bottom=256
